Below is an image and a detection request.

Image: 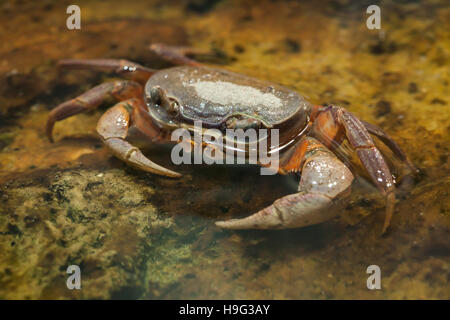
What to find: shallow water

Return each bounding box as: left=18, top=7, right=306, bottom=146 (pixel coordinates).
left=0, top=0, right=449, bottom=299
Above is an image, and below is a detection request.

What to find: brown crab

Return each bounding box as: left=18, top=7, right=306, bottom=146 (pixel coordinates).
left=46, top=44, right=414, bottom=232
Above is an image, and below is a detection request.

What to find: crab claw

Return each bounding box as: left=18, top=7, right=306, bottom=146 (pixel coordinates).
left=97, top=100, right=181, bottom=178
left=104, top=137, right=181, bottom=178
left=216, top=192, right=337, bottom=229
left=216, top=139, right=354, bottom=230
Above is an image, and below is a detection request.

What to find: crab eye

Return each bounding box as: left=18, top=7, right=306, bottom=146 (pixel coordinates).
left=147, top=86, right=179, bottom=116
left=149, top=86, right=162, bottom=105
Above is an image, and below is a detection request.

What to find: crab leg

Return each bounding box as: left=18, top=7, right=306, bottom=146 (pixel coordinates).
left=149, top=43, right=203, bottom=66
left=311, top=105, right=398, bottom=233
left=361, top=120, right=416, bottom=172
left=58, top=59, right=155, bottom=84
left=46, top=80, right=142, bottom=142
left=96, top=98, right=181, bottom=178
left=216, top=137, right=354, bottom=229
left=339, top=110, right=396, bottom=233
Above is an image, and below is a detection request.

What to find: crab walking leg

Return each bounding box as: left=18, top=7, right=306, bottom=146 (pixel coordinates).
left=309, top=106, right=400, bottom=233
left=310, top=106, right=398, bottom=233
left=149, top=43, right=202, bottom=66
left=337, top=109, right=397, bottom=233
left=96, top=99, right=181, bottom=178
left=216, top=138, right=354, bottom=229
left=361, top=120, right=416, bottom=173
left=46, top=80, right=142, bottom=142
left=58, top=59, right=156, bottom=84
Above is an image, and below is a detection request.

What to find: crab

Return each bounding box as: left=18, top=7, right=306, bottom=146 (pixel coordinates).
left=46, top=43, right=414, bottom=233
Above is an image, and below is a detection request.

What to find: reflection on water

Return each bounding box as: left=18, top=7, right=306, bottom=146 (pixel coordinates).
left=0, top=0, right=448, bottom=299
